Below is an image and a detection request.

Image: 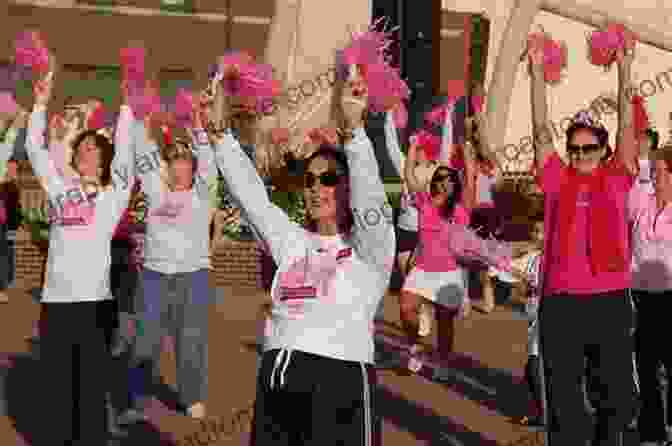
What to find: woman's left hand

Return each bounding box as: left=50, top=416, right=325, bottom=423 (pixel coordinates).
left=341, top=65, right=368, bottom=130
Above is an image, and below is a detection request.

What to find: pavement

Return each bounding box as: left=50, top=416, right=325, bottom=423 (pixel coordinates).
left=0, top=286, right=644, bottom=445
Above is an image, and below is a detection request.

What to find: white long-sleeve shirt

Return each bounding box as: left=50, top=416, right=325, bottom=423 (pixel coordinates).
left=213, top=127, right=395, bottom=364
left=23, top=105, right=134, bottom=302
left=382, top=112, right=418, bottom=232
left=133, top=122, right=217, bottom=274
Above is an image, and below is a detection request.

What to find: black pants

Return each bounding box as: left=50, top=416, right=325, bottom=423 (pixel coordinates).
left=39, top=300, right=117, bottom=445
left=539, top=290, right=634, bottom=445
left=525, top=355, right=543, bottom=408
left=251, top=349, right=381, bottom=446
left=632, top=289, right=672, bottom=442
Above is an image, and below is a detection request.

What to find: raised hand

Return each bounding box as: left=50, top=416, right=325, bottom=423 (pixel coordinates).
left=340, top=64, right=368, bottom=130
left=33, top=76, right=53, bottom=107
left=527, top=35, right=544, bottom=66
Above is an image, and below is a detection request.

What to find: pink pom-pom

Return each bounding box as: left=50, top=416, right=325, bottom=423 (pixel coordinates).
left=425, top=105, right=449, bottom=126
left=542, top=38, right=566, bottom=83
left=363, top=61, right=409, bottom=113
left=393, top=103, right=407, bottom=128
left=588, top=23, right=633, bottom=67
left=217, top=52, right=280, bottom=112
left=342, top=30, right=388, bottom=67
left=471, top=95, right=484, bottom=114
left=443, top=223, right=513, bottom=269
left=174, top=88, right=194, bottom=127
left=14, top=31, right=50, bottom=74
left=413, top=129, right=441, bottom=161
left=129, top=83, right=163, bottom=120
left=0, top=92, right=19, bottom=116
left=120, top=46, right=146, bottom=84
left=86, top=103, right=106, bottom=130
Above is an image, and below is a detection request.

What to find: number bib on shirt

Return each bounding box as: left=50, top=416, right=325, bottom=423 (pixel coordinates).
left=274, top=246, right=353, bottom=318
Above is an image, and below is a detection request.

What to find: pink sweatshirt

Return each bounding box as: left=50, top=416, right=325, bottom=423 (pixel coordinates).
left=539, top=153, right=632, bottom=296
left=629, top=184, right=672, bottom=291
left=415, top=191, right=470, bottom=272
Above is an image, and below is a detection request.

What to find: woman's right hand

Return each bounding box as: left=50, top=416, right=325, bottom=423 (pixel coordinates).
left=527, top=36, right=544, bottom=69
left=34, top=76, right=53, bottom=107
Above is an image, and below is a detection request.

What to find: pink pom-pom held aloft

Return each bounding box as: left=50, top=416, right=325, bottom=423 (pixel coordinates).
left=86, top=103, right=106, bottom=130
left=413, top=129, right=441, bottom=161
left=173, top=88, right=194, bottom=128
left=0, top=92, right=19, bottom=116
left=120, top=46, right=146, bottom=84
left=14, top=30, right=50, bottom=74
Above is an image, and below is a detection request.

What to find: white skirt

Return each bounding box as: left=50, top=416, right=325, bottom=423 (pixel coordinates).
left=402, top=267, right=467, bottom=308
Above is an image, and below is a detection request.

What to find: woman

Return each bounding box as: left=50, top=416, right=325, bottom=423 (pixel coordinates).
left=20, top=73, right=134, bottom=445
left=211, top=64, right=394, bottom=445
left=399, top=130, right=478, bottom=376
left=124, top=93, right=217, bottom=421
left=527, top=36, right=638, bottom=445
left=383, top=108, right=447, bottom=340
left=0, top=108, right=26, bottom=303
left=629, top=145, right=672, bottom=446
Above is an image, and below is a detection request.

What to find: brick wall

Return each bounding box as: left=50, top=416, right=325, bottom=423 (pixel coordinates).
left=210, top=239, right=262, bottom=289
left=13, top=232, right=263, bottom=292
left=13, top=228, right=48, bottom=291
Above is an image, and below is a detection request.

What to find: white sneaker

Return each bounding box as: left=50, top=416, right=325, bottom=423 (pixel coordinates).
left=417, top=304, right=433, bottom=337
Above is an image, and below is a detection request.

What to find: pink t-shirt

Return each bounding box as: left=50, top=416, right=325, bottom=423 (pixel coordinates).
left=629, top=184, right=672, bottom=291
left=415, top=191, right=470, bottom=272
left=539, top=153, right=633, bottom=296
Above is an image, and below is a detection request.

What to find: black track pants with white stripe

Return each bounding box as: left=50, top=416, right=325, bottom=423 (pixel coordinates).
left=250, top=348, right=381, bottom=446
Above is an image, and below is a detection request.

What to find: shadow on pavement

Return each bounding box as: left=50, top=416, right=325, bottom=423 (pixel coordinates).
left=377, top=385, right=500, bottom=446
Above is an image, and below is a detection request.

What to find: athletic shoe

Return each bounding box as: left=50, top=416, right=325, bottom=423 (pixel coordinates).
left=417, top=304, right=433, bottom=337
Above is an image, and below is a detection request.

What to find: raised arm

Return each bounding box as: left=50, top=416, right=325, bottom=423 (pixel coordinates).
left=383, top=110, right=404, bottom=177
left=26, top=77, right=67, bottom=201
left=340, top=66, right=395, bottom=271
left=110, top=103, right=135, bottom=211
left=211, top=129, right=300, bottom=265
left=615, top=44, right=637, bottom=175
left=461, top=140, right=478, bottom=211
left=528, top=44, right=556, bottom=174
left=404, top=140, right=425, bottom=193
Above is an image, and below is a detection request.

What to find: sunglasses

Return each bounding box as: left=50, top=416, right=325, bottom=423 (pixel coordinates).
left=304, top=171, right=344, bottom=188
left=567, top=144, right=602, bottom=156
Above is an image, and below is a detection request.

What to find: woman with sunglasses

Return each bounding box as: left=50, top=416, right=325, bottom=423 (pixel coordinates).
left=399, top=127, right=480, bottom=377
left=20, top=71, right=134, bottom=445
left=527, top=34, right=638, bottom=445
left=628, top=145, right=672, bottom=446
left=121, top=93, right=217, bottom=423
left=211, top=63, right=393, bottom=446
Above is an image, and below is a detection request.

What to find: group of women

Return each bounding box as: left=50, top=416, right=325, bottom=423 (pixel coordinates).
left=0, top=19, right=671, bottom=446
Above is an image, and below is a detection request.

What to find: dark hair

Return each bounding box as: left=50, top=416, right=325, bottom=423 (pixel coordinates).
left=646, top=128, right=660, bottom=152
left=70, top=129, right=115, bottom=186
left=303, top=144, right=354, bottom=233
left=430, top=166, right=463, bottom=220
left=565, top=123, right=612, bottom=161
